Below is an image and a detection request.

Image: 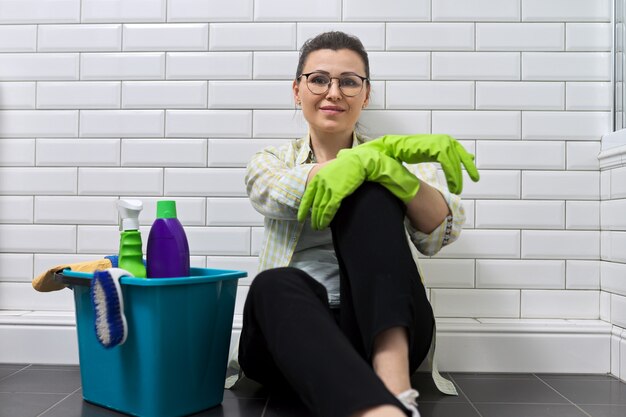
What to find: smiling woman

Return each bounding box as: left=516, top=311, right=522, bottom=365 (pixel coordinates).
left=237, top=31, right=477, bottom=417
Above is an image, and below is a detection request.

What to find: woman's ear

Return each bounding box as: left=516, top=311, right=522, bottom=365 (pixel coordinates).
left=293, top=79, right=301, bottom=106
left=362, top=83, right=371, bottom=109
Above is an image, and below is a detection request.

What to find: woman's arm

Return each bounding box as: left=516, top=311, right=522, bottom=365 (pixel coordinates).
left=405, top=181, right=450, bottom=234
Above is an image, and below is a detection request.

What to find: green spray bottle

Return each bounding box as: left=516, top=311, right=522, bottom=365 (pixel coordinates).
left=116, top=199, right=147, bottom=278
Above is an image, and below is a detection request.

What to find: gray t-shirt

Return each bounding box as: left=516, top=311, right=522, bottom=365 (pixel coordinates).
left=288, top=218, right=341, bottom=306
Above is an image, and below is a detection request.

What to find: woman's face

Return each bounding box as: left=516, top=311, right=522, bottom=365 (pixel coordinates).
left=293, top=48, right=370, bottom=139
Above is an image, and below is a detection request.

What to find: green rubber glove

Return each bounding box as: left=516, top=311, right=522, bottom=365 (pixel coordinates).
left=358, top=134, right=480, bottom=194
left=297, top=147, right=420, bottom=230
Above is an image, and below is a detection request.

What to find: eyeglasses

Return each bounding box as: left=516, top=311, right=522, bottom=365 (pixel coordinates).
left=298, top=72, right=369, bottom=97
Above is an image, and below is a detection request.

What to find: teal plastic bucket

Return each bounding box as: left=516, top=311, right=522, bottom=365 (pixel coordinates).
left=60, top=267, right=246, bottom=417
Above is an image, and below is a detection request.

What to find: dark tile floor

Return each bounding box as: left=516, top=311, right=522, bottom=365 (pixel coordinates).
left=1, top=364, right=625, bottom=417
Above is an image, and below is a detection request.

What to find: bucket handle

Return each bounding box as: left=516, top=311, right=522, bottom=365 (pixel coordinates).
left=53, top=270, right=91, bottom=288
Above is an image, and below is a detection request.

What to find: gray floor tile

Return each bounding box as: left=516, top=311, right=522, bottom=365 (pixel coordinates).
left=451, top=372, right=538, bottom=380
left=0, top=392, right=67, bottom=417
left=474, top=403, right=590, bottom=417
left=224, top=376, right=269, bottom=400
left=541, top=379, right=626, bottom=405
left=0, top=369, right=81, bottom=394
left=452, top=377, right=569, bottom=404
left=418, top=402, right=481, bottom=417
left=190, top=399, right=267, bottom=417
left=40, top=391, right=128, bottom=417
left=410, top=372, right=467, bottom=403
left=0, top=366, right=25, bottom=381
left=579, top=404, right=626, bottom=417
left=29, top=365, right=80, bottom=371
left=263, top=395, right=314, bottom=417
left=536, top=373, right=618, bottom=381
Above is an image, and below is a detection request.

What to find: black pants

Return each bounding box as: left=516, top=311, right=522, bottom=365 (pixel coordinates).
left=238, top=182, right=435, bottom=417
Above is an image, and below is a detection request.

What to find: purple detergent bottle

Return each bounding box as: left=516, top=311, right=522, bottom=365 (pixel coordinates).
left=146, top=200, right=190, bottom=278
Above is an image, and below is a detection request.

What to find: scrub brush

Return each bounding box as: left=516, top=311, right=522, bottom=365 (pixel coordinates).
left=90, top=268, right=133, bottom=348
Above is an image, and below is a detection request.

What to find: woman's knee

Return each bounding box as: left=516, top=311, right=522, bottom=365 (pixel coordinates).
left=250, top=267, right=326, bottom=300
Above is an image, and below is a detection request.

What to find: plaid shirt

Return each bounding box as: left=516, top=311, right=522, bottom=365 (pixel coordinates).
left=243, top=133, right=465, bottom=396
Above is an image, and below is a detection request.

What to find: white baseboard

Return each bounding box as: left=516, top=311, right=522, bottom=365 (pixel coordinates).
left=0, top=313, right=620, bottom=380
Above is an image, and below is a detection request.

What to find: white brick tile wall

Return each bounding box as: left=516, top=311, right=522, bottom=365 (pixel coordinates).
left=522, top=231, right=600, bottom=259
left=121, top=139, right=207, bottom=167
left=359, top=111, right=431, bottom=137
left=566, top=23, right=612, bottom=52
left=0, top=225, right=76, bottom=253
left=78, top=168, right=163, bottom=196
left=206, top=198, right=263, bottom=226
left=0, top=2, right=615, bottom=338
left=521, top=290, right=599, bottom=319
left=166, top=110, right=252, bottom=137
left=123, top=24, right=208, bottom=51
left=387, top=82, right=474, bottom=110
left=611, top=294, right=626, bottom=328
left=0, top=110, right=78, bottom=137
left=432, top=0, right=520, bottom=22
left=432, top=111, right=521, bottom=139
left=0, top=139, right=35, bottom=166
left=81, top=0, right=166, bottom=23
left=205, top=256, right=258, bottom=285
left=419, top=259, right=475, bottom=288
left=344, top=0, right=429, bottom=21
left=164, top=168, right=246, bottom=197
left=476, top=141, right=565, bottom=169
left=0, top=53, right=78, bottom=81
left=0, top=0, right=80, bottom=24
left=600, top=291, right=610, bottom=321
left=0, top=26, right=36, bottom=52
left=0, top=254, right=33, bottom=282
left=253, top=110, right=308, bottom=138
left=433, top=53, right=520, bottom=80
left=37, top=82, right=120, bottom=109
left=0, top=82, right=36, bottom=109
left=209, top=23, right=296, bottom=51
left=208, top=81, right=293, bottom=109
left=36, top=139, right=120, bottom=166
left=431, top=289, right=520, bottom=318
left=610, top=166, right=626, bottom=199
left=476, top=260, right=565, bottom=289
left=476, top=82, right=564, bottom=110
left=386, top=23, right=474, bottom=51
left=566, top=201, right=600, bottom=230
left=253, top=52, right=298, bottom=79
left=368, top=52, right=430, bottom=80
left=256, top=0, right=341, bottom=21
left=297, top=23, right=385, bottom=50
left=476, top=23, right=564, bottom=51
left=0, top=168, right=77, bottom=195
left=522, top=0, right=611, bottom=22
left=122, top=81, right=207, bottom=109
left=475, top=200, right=565, bottom=229
left=522, top=171, right=599, bottom=200
left=435, top=229, right=521, bottom=259
left=522, top=111, right=611, bottom=140
left=34, top=196, right=118, bottom=225
left=601, top=199, right=626, bottom=230
left=522, top=52, right=611, bottom=81
left=0, top=197, right=34, bottom=223
left=168, top=52, right=252, bottom=80
left=566, top=82, right=612, bottom=111
left=566, top=142, right=601, bottom=170
left=38, top=24, right=122, bottom=52
left=80, top=110, right=164, bottom=137
left=461, top=170, right=521, bottom=199
left=207, top=139, right=287, bottom=167
left=186, top=227, right=250, bottom=256
left=250, top=227, right=264, bottom=256
left=566, top=260, right=600, bottom=290
left=600, top=262, right=626, bottom=296
left=81, top=53, right=165, bottom=80
left=167, top=0, right=253, bottom=22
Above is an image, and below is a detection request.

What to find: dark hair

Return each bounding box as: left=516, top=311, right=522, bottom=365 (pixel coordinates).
left=296, top=31, right=370, bottom=80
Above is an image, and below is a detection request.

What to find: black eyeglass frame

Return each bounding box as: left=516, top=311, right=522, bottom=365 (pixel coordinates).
left=297, top=72, right=370, bottom=97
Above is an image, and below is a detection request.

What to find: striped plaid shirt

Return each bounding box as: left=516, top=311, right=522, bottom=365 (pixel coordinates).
left=244, top=133, right=465, bottom=396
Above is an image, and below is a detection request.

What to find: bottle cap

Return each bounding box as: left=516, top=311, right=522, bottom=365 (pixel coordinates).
left=157, top=200, right=177, bottom=219
left=117, top=199, right=143, bottom=231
